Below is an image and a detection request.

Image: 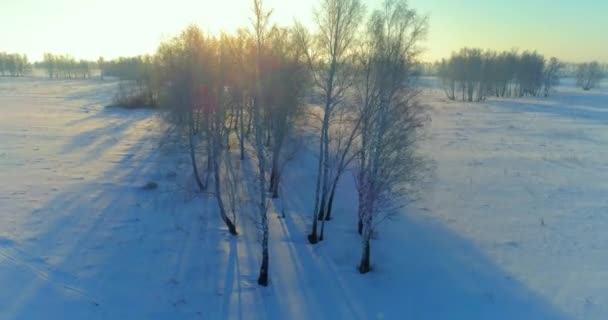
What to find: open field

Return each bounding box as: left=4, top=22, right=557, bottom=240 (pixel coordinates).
left=0, top=77, right=606, bottom=319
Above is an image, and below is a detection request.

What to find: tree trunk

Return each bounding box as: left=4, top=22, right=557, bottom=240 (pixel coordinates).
left=308, top=124, right=326, bottom=244
left=317, top=182, right=328, bottom=240
left=189, top=133, right=206, bottom=191
left=204, top=146, right=213, bottom=188
left=357, top=194, right=363, bottom=235
left=239, top=100, right=245, bottom=160
left=324, top=179, right=338, bottom=221
left=246, top=106, right=253, bottom=136
left=213, top=143, right=237, bottom=235
left=268, top=143, right=281, bottom=198
left=308, top=215, right=319, bottom=244
left=358, top=236, right=371, bottom=273
left=257, top=227, right=269, bottom=286
left=317, top=192, right=327, bottom=220
left=269, top=167, right=279, bottom=198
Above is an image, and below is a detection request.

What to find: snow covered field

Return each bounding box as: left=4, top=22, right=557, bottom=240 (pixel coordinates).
left=0, top=77, right=606, bottom=319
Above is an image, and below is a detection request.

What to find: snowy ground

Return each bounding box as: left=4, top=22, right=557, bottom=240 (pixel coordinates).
left=0, top=77, right=606, bottom=319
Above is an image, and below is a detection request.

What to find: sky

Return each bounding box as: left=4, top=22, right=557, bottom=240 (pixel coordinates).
left=1, top=0, right=607, bottom=63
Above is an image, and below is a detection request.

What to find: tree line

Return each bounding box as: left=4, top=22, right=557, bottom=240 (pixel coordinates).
left=105, top=0, right=428, bottom=285
left=98, top=55, right=155, bottom=81
left=436, top=49, right=605, bottom=99
left=437, top=49, right=562, bottom=101
left=0, top=52, right=30, bottom=76
left=39, top=53, right=96, bottom=79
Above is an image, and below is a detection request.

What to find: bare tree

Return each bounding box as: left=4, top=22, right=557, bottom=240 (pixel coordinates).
left=354, top=0, right=427, bottom=273
left=298, top=0, right=364, bottom=244
left=156, top=27, right=212, bottom=192
left=252, top=0, right=272, bottom=286
left=264, top=26, right=310, bottom=198
left=543, top=57, right=562, bottom=97
left=576, top=61, right=604, bottom=91
left=223, top=29, right=255, bottom=161
left=156, top=25, right=238, bottom=235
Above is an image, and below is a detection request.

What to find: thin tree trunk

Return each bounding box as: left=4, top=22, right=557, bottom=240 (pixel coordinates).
left=213, top=139, right=237, bottom=235
left=324, top=180, right=338, bottom=221
left=257, top=232, right=269, bottom=286
left=319, top=210, right=326, bottom=241
left=239, top=98, right=245, bottom=160
left=246, top=104, right=253, bottom=136
left=189, top=132, right=206, bottom=191
left=358, top=235, right=371, bottom=273
left=308, top=124, right=324, bottom=244
left=204, top=142, right=213, bottom=189
left=269, top=166, right=279, bottom=198
left=268, top=140, right=282, bottom=198
left=317, top=112, right=330, bottom=221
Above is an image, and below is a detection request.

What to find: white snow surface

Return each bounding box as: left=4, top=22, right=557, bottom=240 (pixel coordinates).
left=0, top=77, right=607, bottom=319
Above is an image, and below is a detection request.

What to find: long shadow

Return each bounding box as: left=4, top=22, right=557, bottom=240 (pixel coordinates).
left=258, top=143, right=570, bottom=320
left=63, top=80, right=120, bottom=106
left=0, top=101, right=572, bottom=319
left=0, top=105, right=221, bottom=318
left=60, top=108, right=154, bottom=163
left=486, top=90, right=608, bottom=124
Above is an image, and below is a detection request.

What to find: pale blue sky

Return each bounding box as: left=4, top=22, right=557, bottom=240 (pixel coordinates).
left=1, top=0, right=606, bottom=62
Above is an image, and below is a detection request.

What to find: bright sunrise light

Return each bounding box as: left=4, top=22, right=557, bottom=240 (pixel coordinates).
left=1, top=0, right=607, bottom=319
left=2, top=0, right=607, bottom=62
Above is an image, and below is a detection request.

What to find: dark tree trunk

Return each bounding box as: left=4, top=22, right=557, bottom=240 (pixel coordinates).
left=213, top=147, right=237, bottom=236
left=319, top=218, right=325, bottom=241
left=239, top=100, right=245, bottom=160
left=268, top=146, right=281, bottom=198
left=358, top=238, right=371, bottom=274
left=324, top=181, right=338, bottom=221
left=269, top=167, right=279, bottom=198
left=257, top=242, right=269, bottom=286
left=246, top=106, right=252, bottom=137
left=204, top=149, right=212, bottom=188
left=317, top=196, right=326, bottom=221
left=307, top=217, right=319, bottom=244
left=189, top=133, right=206, bottom=191
left=223, top=214, right=238, bottom=235
left=357, top=191, right=363, bottom=235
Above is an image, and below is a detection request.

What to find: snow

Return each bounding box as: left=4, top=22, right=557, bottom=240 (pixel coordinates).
left=0, top=76, right=606, bottom=319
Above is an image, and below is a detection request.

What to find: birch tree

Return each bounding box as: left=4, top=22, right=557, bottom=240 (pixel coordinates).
left=264, top=26, right=310, bottom=198
left=252, top=0, right=272, bottom=286
left=156, top=25, right=238, bottom=235
left=354, top=0, right=427, bottom=273
left=299, top=0, right=364, bottom=244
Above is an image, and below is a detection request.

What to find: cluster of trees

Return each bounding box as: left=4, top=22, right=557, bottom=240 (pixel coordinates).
left=576, top=61, right=605, bottom=91
left=41, top=53, right=95, bottom=79
left=102, top=56, right=158, bottom=107
left=437, top=49, right=563, bottom=101
left=98, top=56, right=155, bottom=81
left=0, top=52, right=30, bottom=76
left=129, top=0, right=427, bottom=285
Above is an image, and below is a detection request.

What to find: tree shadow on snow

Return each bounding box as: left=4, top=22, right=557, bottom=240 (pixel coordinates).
left=487, top=90, right=608, bottom=124
left=0, top=108, right=216, bottom=319
left=0, top=109, right=571, bottom=320
left=247, top=149, right=571, bottom=320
